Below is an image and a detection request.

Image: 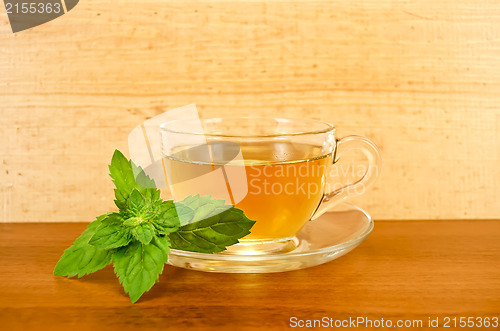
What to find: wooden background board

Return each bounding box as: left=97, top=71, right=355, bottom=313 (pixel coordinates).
left=1, top=1, right=499, bottom=222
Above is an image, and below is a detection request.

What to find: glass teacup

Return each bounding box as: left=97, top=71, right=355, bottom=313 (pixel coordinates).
left=160, top=117, right=381, bottom=254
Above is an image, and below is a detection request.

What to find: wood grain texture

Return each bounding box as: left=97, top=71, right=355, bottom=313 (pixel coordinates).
left=1, top=1, right=500, bottom=222
left=0, top=221, right=499, bottom=330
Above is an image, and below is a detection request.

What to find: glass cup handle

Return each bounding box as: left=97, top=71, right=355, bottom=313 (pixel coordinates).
left=311, top=135, right=382, bottom=220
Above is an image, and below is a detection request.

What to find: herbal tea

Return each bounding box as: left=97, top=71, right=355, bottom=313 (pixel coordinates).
left=163, top=142, right=332, bottom=241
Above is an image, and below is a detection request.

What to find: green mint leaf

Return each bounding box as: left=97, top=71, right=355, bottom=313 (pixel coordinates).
left=123, top=217, right=139, bottom=227
left=112, top=236, right=170, bottom=303
left=172, top=202, right=195, bottom=227
left=150, top=201, right=184, bottom=235
left=54, top=214, right=113, bottom=278
left=131, top=162, right=161, bottom=203
left=89, top=213, right=133, bottom=249
left=128, top=189, right=146, bottom=215
left=109, top=150, right=161, bottom=210
left=109, top=150, right=136, bottom=210
left=138, top=187, right=161, bottom=204
left=177, top=194, right=230, bottom=226
left=168, top=205, right=256, bottom=253
left=131, top=162, right=156, bottom=189
left=131, top=223, right=156, bottom=244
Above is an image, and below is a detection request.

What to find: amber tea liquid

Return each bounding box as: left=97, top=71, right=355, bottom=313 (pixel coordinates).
left=163, top=142, right=332, bottom=241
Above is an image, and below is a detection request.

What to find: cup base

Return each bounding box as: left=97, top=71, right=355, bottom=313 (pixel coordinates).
left=224, top=236, right=299, bottom=255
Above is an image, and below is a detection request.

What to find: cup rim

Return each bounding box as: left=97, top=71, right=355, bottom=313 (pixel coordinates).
left=160, top=116, right=336, bottom=138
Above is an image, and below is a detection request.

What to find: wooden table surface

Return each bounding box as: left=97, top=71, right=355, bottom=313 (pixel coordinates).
left=1, top=221, right=499, bottom=330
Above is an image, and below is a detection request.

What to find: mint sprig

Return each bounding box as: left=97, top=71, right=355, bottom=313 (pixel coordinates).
left=54, top=150, right=255, bottom=303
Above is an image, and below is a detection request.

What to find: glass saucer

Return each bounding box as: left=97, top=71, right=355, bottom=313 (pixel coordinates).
left=167, top=203, right=373, bottom=273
